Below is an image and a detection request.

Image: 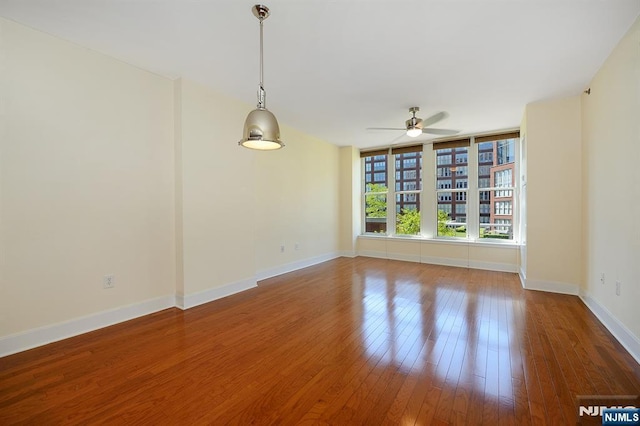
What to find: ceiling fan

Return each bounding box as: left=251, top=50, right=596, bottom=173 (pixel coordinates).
left=367, top=107, right=459, bottom=138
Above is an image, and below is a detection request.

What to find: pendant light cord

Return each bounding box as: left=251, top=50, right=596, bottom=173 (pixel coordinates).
left=258, top=17, right=266, bottom=109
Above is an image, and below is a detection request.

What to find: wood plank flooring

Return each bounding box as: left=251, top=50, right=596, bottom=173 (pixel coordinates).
left=1, top=257, right=639, bottom=425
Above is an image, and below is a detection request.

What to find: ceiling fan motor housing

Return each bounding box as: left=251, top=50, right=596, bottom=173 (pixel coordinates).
left=406, top=116, right=423, bottom=130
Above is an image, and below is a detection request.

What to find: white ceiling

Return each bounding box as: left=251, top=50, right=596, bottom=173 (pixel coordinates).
left=1, top=0, right=639, bottom=149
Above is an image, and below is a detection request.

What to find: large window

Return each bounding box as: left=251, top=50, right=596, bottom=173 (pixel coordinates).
left=363, top=152, right=388, bottom=233
left=361, top=131, right=519, bottom=242
left=394, top=148, right=422, bottom=236
left=435, top=140, right=469, bottom=238
left=476, top=133, right=518, bottom=240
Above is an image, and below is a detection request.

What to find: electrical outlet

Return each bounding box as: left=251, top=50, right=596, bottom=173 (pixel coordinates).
left=600, top=272, right=605, bottom=285
left=103, top=274, right=115, bottom=289
left=615, top=281, right=621, bottom=296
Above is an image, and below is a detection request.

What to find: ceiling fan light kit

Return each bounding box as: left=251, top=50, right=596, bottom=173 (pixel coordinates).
left=239, top=4, right=284, bottom=151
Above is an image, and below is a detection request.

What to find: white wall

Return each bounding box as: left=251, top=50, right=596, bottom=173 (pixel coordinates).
left=581, top=16, right=640, bottom=355
left=0, top=18, right=176, bottom=337
left=522, top=96, right=582, bottom=294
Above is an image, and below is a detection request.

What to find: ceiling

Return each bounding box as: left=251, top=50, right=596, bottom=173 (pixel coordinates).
left=1, top=1, right=639, bottom=149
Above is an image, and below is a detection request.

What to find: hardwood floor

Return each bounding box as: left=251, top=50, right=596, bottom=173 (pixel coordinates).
left=1, top=257, right=639, bottom=425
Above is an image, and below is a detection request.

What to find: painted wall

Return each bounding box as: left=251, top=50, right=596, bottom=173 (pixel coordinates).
left=254, top=122, right=341, bottom=279
left=175, top=78, right=256, bottom=300
left=0, top=18, right=176, bottom=336
left=338, top=146, right=361, bottom=256
left=581, top=16, right=640, bottom=343
left=176, top=77, right=340, bottom=300
left=522, top=96, right=582, bottom=294
left=0, top=18, right=341, bottom=350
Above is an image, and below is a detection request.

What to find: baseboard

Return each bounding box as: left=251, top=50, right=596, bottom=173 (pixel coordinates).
left=357, top=252, right=518, bottom=273
left=522, top=278, right=579, bottom=295
left=357, top=249, right=388, bottom=259
left=580, top=292, right=640, bottom=365
left=338, top=250, right=357, bottom=258
left=467, top=260, right=518, bottom=273
left=176, top=277, right=257, bottom=310
left=387, top=252, right=421, bottom=263
left=256, top=252, right=341, bottom=281
left=0, top=295, right=175, bottom=358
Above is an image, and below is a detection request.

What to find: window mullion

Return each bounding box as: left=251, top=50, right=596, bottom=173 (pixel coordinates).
left=387, top=151, right=395, bottom=236
left=468, top=139, right=479, bottom=240
left=422, top=145, right=436, bottom=238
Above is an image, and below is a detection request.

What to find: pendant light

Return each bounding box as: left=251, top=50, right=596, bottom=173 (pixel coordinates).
left=238, top=4, right=284, bottom=150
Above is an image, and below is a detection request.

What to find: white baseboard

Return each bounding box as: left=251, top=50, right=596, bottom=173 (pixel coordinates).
left=522, top=278, right=579, bottom=295
left=357, top=249, right=388, bottom=260
left=356, top=252, right=518, bottom=273
left=420, top=255, right=469, bottom=269
left=338, top=250, right=357, bottom=258
left=256, top=252, right=341, bottom=281
left=387, top=252, right=421, bottom=263
left=0, top=295, right=175, bottom=358
left=176, top=277, right=257, bottom=310
left=419, top=256, right=518, bottom=273
left=580, top=292, right=640, bottom=365
left=468, top=260, right=518, bottom=273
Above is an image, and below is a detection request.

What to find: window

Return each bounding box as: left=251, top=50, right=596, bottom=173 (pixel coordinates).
left=395, top=150, right=422, bottom=235
left=360, top=131, right=519, bottom=241
left=437, top=179, right=452, bottom=189
left=455, top=179, right=468, bottom=189
left=437, top=167, right=452, bottom=177
left=435, top=142, right=470, bottom=238
left=455, top=166, right=468, bottom=176
left=497, top=140, right=515, bottom=165
left=495, top=201, right=513, bottom=215
left=437, top=154, right=452, bottom=165
left=475, top=133, right=518, bottom=240
left=362, top=151, right=388, bottom=233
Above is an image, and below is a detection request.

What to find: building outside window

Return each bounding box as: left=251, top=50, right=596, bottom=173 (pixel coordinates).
left=360, top=131, right=519, bottom=241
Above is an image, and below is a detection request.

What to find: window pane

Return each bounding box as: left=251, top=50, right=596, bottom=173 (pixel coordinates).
left=363, top=154, right=388, bottom=233
left=436, top=191, right=467, bottom=238
left=364, top=155, right=388, bottom=190
left=477, top=139, right=516, bottom=240
left=396, top=193, right=420, bottom=235
left=396, top=152, right=422, bottom=190
left=480, top=190, right=513, bottom=240
left=365, top=193, right=387, bottom=233
left=436, top=146, right=468, bottom=238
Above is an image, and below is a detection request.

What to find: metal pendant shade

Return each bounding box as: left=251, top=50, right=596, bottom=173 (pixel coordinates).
left=239, top=4, right=284, bottom=150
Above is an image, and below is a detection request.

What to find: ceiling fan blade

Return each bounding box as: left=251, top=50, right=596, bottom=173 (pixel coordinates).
left=420, top=111, right=448, bottom=128
left=421, top=128, right=459, bottom=135
left=389, top=133, right=411, bottom=144
left=366, top=127, right=405, bottom=131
